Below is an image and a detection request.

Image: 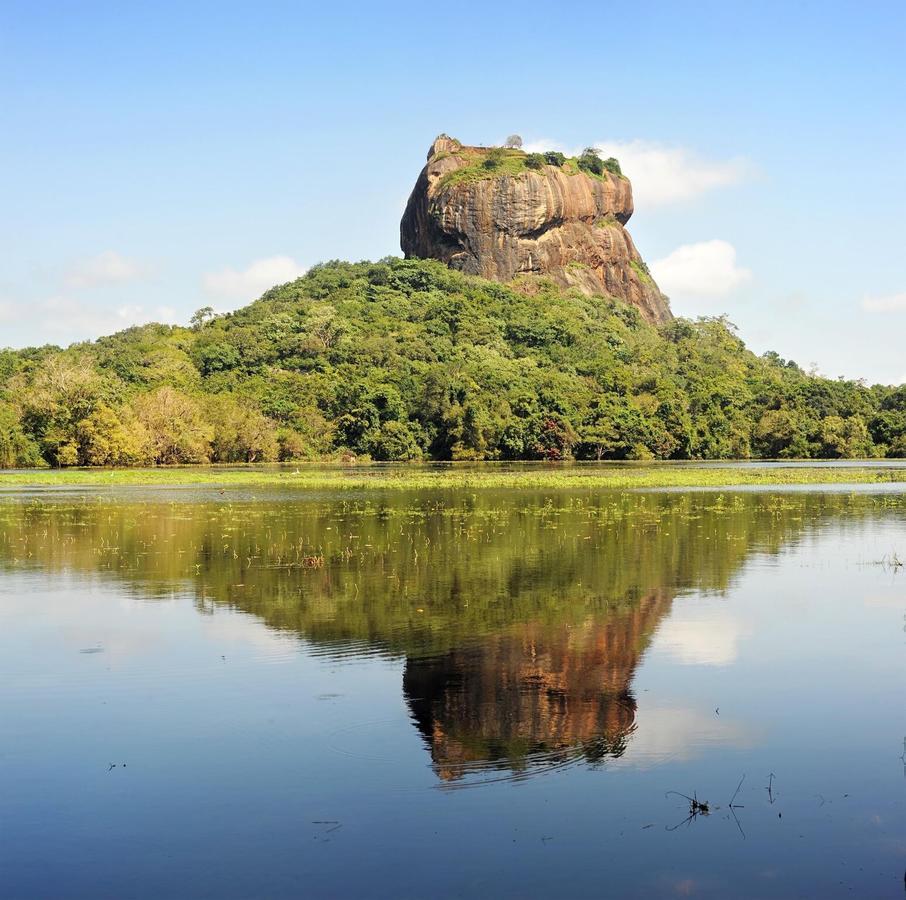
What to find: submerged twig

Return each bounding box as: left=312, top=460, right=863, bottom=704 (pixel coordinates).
left=729, top=774, right=746, bottom=808
left=665, top=777, right=747, bottom=838
left=727, top=774, right=746, bottom=840
left=875, top=552, right=904, bottom=570
left=665, top=790, right=711, bottom=830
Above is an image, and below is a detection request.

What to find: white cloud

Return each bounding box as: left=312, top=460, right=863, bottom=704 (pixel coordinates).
left=66, top=250, right=147, bottom=288
left=521, top=139, right=573, bottom=154
left=203, top=255, right=307, bottom=300
left=651, top=239, right=751, bottom=298
left=1, top=262, right=178, bottom=346
left=599, top=140, right=750, bottom=207
left=862, top=292, right=906, bottom=313
left=522, top=138, right=750, bottom=207
left=40, top=296, right=180, bottom=341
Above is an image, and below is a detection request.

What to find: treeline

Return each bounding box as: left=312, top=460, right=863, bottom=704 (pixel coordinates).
left=1, top=257, right=905, bottom=468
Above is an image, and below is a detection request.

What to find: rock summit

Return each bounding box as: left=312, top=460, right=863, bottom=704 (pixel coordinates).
left=400, top=135, right=671, bottom=324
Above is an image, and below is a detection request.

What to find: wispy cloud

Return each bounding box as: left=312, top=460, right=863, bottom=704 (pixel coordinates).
left=65, top=250, right=148, bottom=289
left=862, top=292, right=906, bottom=313
left=40, top=296, right=179, bottom=340
left=651, top=239, right=751, bottom=298
left=203, top=255, right=307, bottom=300
left=1, top=250, right=171, bottom=346
left=522, top=138, right=751, bottom=207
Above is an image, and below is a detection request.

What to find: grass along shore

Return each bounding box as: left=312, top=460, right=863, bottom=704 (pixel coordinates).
left=0, top=463, right=905, bottom=491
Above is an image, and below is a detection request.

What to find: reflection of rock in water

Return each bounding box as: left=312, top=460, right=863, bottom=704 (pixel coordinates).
left=404, top=590, right=672, bottom=782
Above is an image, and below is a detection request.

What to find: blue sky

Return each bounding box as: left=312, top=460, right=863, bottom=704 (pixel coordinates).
left=1, top=1, right=904, bottom=382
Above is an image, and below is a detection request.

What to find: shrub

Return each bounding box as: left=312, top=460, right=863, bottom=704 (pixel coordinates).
left=525, top=153, right=546, bottom=170
left=0, top=402, right=43, bottom=467
left=577, top=148, right=605, bottom=176
left=75, top=404, right=152, bottom=466
left=482, top=147, right=507, bottom=170
left=544, top=151, right=566, bottom=167
left=208, top=396, right=278, bottom=463
left=277, top=429, right=307, bottom=461
left=193, top=340, right=240, bottom=376
left=630, top=259, right=654, bottom=285
left=367, top=420, right=423, bottom=461
left=134, top=387, right=212, bottom=464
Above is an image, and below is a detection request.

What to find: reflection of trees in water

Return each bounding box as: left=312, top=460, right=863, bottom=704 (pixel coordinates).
left=0, top=491, right=875, bottom=659
left=0, top=491, right=891, bottom=780
left=404, top=590, right=672, bottom=782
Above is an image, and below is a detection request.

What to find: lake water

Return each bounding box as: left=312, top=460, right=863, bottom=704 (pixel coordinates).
left=2, top=485, right=905, bottom=898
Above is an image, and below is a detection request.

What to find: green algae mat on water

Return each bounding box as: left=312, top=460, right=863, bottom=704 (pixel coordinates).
left=1, top=461, right=906, bottom=490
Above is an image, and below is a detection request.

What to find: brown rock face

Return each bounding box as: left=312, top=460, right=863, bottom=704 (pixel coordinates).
left=400, top=135, right=671, bottom=324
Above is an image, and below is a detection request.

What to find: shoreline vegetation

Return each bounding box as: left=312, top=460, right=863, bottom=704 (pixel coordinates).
left=1, top=462, right=905, bottom=491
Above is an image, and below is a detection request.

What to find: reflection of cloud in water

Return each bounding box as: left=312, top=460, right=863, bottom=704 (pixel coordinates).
left=862, top=592, right=905, bottom=609
left=201, top=611, right=301, bottom=660
left=0, top=575, right=171, bottom=664
left=651, top=600, right=749, bottom=667
left=1, top=574, right=300, bottom=668
left=610, top=706, right=755, bottom=770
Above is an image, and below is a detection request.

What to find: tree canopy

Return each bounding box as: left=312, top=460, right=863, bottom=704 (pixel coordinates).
left=0, top=258, right=902, bottom=466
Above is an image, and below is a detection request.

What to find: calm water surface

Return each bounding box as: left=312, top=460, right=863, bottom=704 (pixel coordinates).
left=2, top=485, right=905, bottom=898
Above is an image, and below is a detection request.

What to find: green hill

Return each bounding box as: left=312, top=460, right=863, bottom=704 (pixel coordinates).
left=1, top=257, right=904, bottom=467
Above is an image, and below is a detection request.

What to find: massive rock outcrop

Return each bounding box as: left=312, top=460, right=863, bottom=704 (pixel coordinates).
left=401, top=135, right=671, bottom=324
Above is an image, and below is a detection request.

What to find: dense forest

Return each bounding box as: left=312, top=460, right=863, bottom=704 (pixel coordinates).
left=1, top=257, right=905, bottom=468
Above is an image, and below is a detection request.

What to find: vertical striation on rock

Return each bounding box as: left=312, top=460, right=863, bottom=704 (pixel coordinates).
left=400, top=135, right=672, bottom=324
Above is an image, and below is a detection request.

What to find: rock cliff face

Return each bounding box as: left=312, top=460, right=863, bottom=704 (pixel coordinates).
left=400, top=135, right=671, bottom=324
